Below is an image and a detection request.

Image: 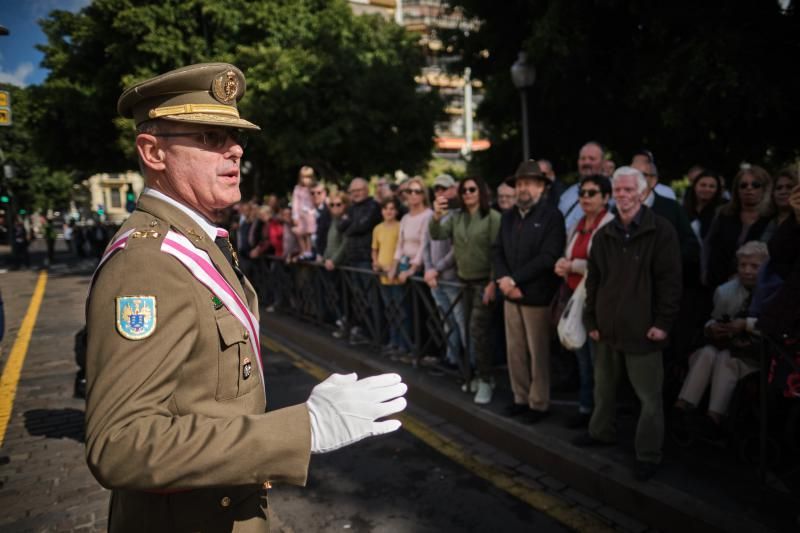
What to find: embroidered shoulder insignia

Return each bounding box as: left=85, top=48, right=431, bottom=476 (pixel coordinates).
left=116, top=296, right=157, bottom=340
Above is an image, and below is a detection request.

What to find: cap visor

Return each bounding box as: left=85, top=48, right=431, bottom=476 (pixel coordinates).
left=161, top=113, right=261, bottom=131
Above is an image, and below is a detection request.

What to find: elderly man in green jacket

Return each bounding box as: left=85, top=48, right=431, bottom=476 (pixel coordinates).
left=575, top=166, right=682, bottom=483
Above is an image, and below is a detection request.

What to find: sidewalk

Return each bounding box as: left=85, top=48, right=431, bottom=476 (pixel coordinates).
left=262, top=312, right=798, bottom=533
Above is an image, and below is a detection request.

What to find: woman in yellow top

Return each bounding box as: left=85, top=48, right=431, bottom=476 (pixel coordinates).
left=371, top=198, right=408, bottom=358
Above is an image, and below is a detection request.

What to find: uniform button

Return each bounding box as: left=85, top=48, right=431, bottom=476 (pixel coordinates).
left=220, top=496, right=231, bottom=508
left=150, top=220, right=158, bottom=227
left=243, top=330, right=249, bottom=340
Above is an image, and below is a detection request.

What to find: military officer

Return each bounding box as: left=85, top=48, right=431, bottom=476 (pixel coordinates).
left=85, top=63, right=407, bottom=532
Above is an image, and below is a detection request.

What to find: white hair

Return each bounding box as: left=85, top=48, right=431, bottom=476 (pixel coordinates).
left=612, top=166, right=648, bottom=194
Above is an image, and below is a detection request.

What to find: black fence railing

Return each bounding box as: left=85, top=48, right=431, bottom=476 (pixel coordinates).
left=250, top=255, right=800, bottom=496
left=252, top=256, right=474, bottom=382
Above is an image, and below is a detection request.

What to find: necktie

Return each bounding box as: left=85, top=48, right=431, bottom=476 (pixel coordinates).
left=215, top=228, right=244, bottom=283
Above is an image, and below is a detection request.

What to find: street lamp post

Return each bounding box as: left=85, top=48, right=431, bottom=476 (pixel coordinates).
left=510, top=51, right=536, bottom=160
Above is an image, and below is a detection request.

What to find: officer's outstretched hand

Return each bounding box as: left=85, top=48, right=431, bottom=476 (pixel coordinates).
left=306, top=373, right=407, bottom=454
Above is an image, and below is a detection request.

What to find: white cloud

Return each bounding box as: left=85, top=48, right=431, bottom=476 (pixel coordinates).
left=0, top=62, right=35, bottom=87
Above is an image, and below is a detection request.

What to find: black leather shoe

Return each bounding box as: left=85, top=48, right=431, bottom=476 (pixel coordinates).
left=524, top=410, right=550, bottom=424
left=564, top=412, right=591, bottom=429
left=571, top=433, right=615, bottom=447
left=634, top=460, right=660, bottom=482
left=504, top=403, right=529, bottom=417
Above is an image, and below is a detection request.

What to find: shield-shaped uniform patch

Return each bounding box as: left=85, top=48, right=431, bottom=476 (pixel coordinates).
left=116, top=296, right=157, bottom=340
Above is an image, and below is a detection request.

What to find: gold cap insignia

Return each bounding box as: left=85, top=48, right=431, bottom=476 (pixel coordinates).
left=212, top=70, right=239, bottom=104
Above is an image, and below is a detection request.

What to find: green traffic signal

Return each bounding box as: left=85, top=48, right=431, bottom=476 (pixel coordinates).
left=0, top=195, right=8, bottom=203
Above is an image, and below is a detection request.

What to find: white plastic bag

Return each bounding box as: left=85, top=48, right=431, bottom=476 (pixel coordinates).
left=557, top=278, right=587, bottom=350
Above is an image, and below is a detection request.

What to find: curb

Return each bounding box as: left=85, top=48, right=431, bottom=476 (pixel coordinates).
left=263, top=313, right=774, bottom=533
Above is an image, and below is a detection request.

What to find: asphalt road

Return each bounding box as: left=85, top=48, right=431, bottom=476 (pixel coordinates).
left=263, top=349, right=568, bottom=533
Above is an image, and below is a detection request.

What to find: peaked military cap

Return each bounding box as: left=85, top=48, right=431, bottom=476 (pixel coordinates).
left=506, top=159, right=550, bottom=186
left=118, top=62, right=260, bottom=130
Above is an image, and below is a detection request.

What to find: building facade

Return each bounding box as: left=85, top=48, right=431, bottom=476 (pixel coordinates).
left=83, top=171, right=143, bottom=224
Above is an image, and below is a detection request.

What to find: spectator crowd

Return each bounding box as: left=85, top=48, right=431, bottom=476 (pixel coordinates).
left=224, top=144, right=800, bottom=483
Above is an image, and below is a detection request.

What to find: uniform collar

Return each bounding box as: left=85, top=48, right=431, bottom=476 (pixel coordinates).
left=142, top=187, right=221, bottom=240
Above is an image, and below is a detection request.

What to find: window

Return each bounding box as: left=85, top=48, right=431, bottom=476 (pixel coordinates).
left=109, top=188, right=122, bottom=208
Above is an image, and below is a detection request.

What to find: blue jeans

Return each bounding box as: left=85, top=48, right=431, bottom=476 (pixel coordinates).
left=430, top=284, right=463, bottom=365
left=576, top=339, right=596, bottom=413
left=380, top=284, right=412, bottom=352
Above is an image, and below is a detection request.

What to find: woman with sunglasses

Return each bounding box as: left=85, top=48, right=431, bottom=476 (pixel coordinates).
left=706, top=166, right=774, bottom=288
left=553, top=175, right=614, bottom=428
left=430, top=177, right=501, bottom=404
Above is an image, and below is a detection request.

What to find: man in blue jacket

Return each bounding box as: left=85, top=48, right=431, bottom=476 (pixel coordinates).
left=493, top=160, right=566, bottom=423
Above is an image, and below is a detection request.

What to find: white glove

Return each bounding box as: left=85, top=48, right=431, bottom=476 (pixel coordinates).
left=306, top=372, right=407, bottom=454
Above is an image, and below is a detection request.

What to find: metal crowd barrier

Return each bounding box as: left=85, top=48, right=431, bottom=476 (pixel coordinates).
left=251, top=256, right=474, bottom=382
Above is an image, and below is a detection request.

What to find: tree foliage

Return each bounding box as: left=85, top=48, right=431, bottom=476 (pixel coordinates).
left=0, top=83, right=75, bottom=212
left=30, top=0, right=438, bottom=194
left=446, top=0, right=800, bottom=183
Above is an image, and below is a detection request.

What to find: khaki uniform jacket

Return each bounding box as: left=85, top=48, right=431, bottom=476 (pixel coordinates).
left=85, top=195, right=311, bottom=532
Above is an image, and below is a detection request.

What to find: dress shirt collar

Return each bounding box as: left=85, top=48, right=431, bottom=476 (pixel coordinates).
left=142, top=187, right=220, bottom=240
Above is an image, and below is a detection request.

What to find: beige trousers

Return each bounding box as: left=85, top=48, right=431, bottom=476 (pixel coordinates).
left=504, top=302, right=550, bottom=411
left=678, top=345, right=758, bottom=415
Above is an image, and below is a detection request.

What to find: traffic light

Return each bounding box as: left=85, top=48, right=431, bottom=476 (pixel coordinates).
left=0, top=195, right=8, bottom=204
left=125, top=190, right=136, bottom=213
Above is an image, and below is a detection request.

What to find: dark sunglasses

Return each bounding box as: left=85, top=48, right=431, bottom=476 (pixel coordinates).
left=312, top=190, right=325, bottom=196
left=739, top=181, right=763, bottom=190
left=407, top=189, right=425, bottom=195
left=330, top=202, right=343, bottom=207
left=462, top=186, right=478, bottom=194
left=578, top=189, right=601, bottom=198
left=153, top=129, right=248, bottom=149
left=775, top=184, right=794, bottom=191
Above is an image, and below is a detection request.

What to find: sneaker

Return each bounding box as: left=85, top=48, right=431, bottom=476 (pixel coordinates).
left=571, top=433, right=616, bottom=448
left=390, top=352, right=414, bottom=364
left=420, top=355, right=441, bottom=367
left=461, top=378, right=478, bottom=393
left=634, top=460, right=660, bottom=482
left=524, top=410, right=550, bottom=424
left=564, top=412, right=591, bottom=429
left=332, top=327, right=347, bottom=339
left=473, top=380, right=494, bottom=404
left=349, top=332, right=369, bottom=346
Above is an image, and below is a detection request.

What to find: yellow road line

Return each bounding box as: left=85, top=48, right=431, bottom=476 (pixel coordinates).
left=0, top=271, right=48, bottom=447
left=261, top=334, right=614, bottom=533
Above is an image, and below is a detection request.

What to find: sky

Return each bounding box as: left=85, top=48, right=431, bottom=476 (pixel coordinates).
left=0, top=0, right=91, bottom=87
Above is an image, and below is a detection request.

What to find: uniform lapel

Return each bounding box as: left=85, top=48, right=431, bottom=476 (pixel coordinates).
left=136, top=195, right=247, bottom=301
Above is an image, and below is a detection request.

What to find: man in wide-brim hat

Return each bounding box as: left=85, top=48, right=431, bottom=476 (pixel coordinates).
left=493, top=159, right=565, bottom=425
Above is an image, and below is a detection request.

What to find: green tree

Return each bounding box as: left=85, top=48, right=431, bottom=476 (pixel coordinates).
left=0, top=83, right=74, bottom=213
left=446, top=0, right=800, bottom=183
left=33, top=0, right=439, bottom=194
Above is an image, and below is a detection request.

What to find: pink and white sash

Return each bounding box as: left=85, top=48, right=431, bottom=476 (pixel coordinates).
left=160, top=231, right=264, bottom=389
left=88, top=228, right=136, bottom=294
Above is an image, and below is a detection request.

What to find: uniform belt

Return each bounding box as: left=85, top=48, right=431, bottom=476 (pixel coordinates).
left=143, top=481, right=271, bottom=495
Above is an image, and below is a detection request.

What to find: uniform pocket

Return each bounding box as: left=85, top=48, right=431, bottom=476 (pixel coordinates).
left=215, top=313, right=259, bottom=401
